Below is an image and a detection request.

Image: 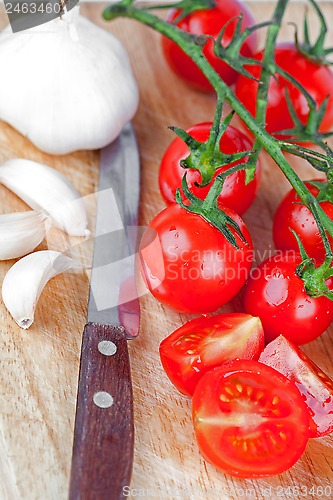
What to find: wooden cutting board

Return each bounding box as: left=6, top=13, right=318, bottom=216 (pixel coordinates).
left=0, top=2, right=332, bottom=499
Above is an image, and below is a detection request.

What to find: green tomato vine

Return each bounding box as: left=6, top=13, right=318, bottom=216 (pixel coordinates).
left=104, top=0, right=333, bottom=300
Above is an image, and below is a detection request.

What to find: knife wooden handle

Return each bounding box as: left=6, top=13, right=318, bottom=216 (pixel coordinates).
left=69, top=323, right=134, bottom=500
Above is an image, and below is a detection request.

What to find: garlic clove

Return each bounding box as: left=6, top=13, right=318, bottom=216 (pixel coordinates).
left=0, top=159, right=89, bottom=237
left=2, top=250, right=81, bottom=330
left=0, top=210, right=51, bottom=260
left=0, top=7, right=138, bottom=155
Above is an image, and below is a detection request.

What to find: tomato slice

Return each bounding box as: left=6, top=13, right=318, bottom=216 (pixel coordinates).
left=192, top=360, right=310, bottom=478
left=259, top=335, right=333, bottom=438
left=159, top=313, right=264, bottom=397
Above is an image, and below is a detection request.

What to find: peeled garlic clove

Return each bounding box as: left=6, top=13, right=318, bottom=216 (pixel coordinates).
left=0, top=7, right=138, bottom=155
left=0, top=159, right=89, bottom=237
left=2, top=250, right=81, bottom=330
left=0, top=210, right=51, bottom=260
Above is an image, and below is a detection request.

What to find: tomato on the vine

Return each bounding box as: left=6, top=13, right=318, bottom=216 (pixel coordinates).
left=162, top=0, right=258, bottom=92
left=243, top=253, right=333, bottom=345
left=192, top=359, right=310, bottom=478
left=235, top=44, right=333, bottom=137
left=259, top=335, right=333, bottom=438
left=273, top=180, right=333, bottom=264
left=159, top=123, right=261, bottom=215
left=139, top=203, right=253, bottom=314
left=160, top=313, right=264, bottom=396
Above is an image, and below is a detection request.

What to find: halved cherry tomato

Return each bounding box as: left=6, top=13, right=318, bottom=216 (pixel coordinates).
left=273, top=180, right=333, bottom=264
left=162, top=0, right=258, bottom=92
left=192, top=359, right=310, bottom=478
left=160, top=313, right=264, bottom=396
left=235, top=44, right=333, bottom=138
left=243, top=253, right=333, bottom=345
left=139, top=203, right=253, bottom=314
left=259, top=335, right=333, bottom=438
left=159, top=123, right=261, bottom=215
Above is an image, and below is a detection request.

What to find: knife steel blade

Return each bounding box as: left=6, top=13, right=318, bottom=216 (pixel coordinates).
left=69, top=123, right=141, bottom=500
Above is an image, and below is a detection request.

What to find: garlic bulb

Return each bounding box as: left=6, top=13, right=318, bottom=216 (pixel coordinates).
left=0, top=159, right=89, bottom=237
left=0, top=210, right=51, bottom=260
left=0, top=7, right=138, bottom=154
left=2, top=250, right=81, bottom=329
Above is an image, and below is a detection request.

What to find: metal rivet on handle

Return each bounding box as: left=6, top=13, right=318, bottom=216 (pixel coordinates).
left=93, top=391, right=114, bottom=409
left=98, top=340, right=117, bottom=356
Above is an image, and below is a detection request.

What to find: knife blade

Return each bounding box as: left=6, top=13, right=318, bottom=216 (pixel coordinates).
left=69, top=123, right=141, bottom=500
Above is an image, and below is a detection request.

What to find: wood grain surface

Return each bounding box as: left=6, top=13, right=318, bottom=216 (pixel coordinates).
left=0, top=2, right=332, bottom=499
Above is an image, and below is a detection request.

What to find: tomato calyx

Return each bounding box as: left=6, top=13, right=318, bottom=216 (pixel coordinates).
left=294, top=0, right=333, bottom=66
left=277, top=0, right=333, bottom=144
left=291, top=229, right=333, bottom=300
left=176, top=173, right=249, bottom=249
left=168, top=0, right=216, bottom=24
left=170, top=107, right=254, bottom=187
left=308, top=180, right=333, bottom=204
left=212, top=15, right=270, bottom=82
left=264, top=61, right=333, bottom=145
left=171, top=107, right=256, bottom=243
left=279, top=87, right=332, bottom=146
left=297, top=257, right=333, bottom=300
left=279, top=142, right=333, bottom=175
left=128, top=0, right=217, bottom=22
left=305, top=153, right=333, bottom=202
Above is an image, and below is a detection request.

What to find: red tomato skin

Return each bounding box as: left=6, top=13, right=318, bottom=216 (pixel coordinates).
left=235, top=44, right=333, bottom=137
left=192, top=360, right=310, bottom=478
left=259, top=335, right=333, bottom=438
left=159, top=313, right=264, bottom=396
left=243, top=254, right=333, bottom=345
left=139, top=203, right=253, bottom=314
left=159, top=123, right=261, bottom=216
left=273, top=181, right=333, bottom=264
left=162, top=0, right=257, bottom=92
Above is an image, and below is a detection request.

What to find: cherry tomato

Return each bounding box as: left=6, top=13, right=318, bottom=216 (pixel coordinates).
left=162, top=0, right=258, bottom=92
left=192, top=359, right=310, bottom=477
left=160, top=313, right=264, bottom=396
left=259, top=335, right=333, bottom=438
left=139, top=203, right=253, bottom=314
left=235, top=44, right=333, bottom=137
left=273, top=180, right=333, bottom=264
left=159, top=123, right=261, bottom=215
left=243, top=253, right=333, bottom=345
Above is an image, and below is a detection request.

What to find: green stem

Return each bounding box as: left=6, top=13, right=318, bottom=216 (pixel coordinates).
left=309, top=200, right=333, bottom=258
left=206, top=93, right=225, bottom=151
left=103, top=0, right=333, bottom=241
left=256, top=0, right=289, bottom=127
left=249, top=0, right=289, bottom=184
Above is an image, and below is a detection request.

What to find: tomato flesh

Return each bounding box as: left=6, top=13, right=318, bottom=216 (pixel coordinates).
left=243, top=253, right=333, bottom=345
left=192, top=360, right=310, bottom=477
left=162, top=0, right=257, bottom=92
left=160, top=313, right=264, bottom=396
left=259, top=335, right=333, bottom=438
left=235, top=44, right=333, bottom=137
left=273, top=180, right=333, bottom=264
left=139, top=203, right=253, bottom=314
left=159, top=123, right=261, bottom=215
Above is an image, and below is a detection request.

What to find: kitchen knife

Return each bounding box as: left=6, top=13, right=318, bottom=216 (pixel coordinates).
left=69, top=123, right=141, bottom=500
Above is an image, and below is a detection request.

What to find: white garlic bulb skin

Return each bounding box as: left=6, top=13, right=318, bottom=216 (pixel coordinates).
left=0, top=211, right=51, bottom=260
left=2, top=250, right=80, bottom=329
left=0, top=159, right=89, bottom=237
left=0, top=7, right=138, bottom=155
